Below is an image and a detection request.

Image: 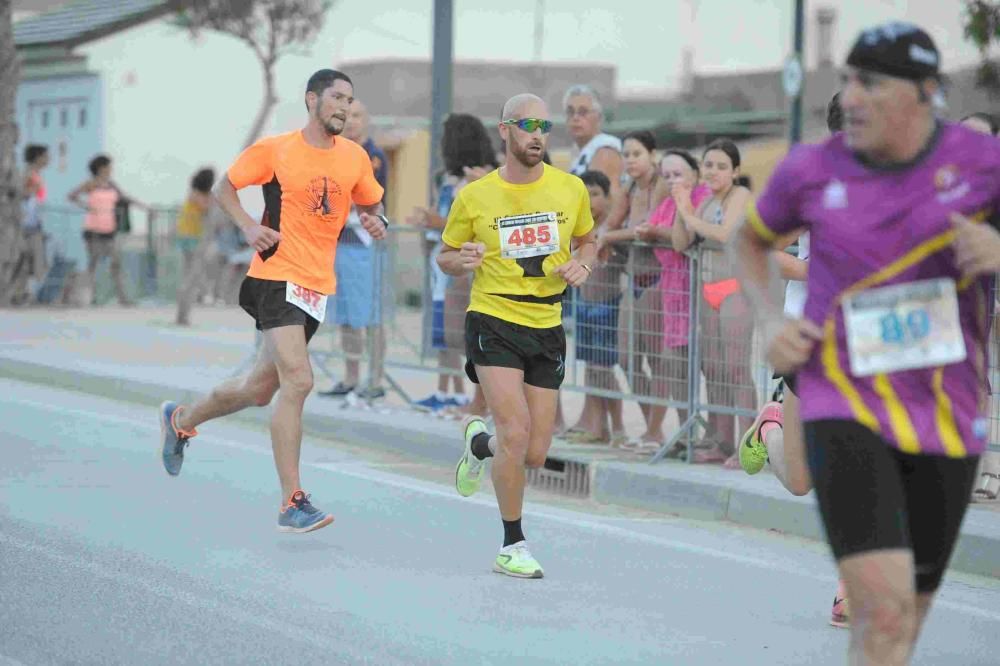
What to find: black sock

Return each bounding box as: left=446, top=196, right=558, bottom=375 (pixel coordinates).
left=502, top=518, right=525, bottom=547
left=471, top=432, right=493, bottom=460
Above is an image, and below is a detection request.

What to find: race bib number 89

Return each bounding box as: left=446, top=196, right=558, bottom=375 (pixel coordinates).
left=843, top=277, right=965, bottom=377
left=499, top=212, right=560, bottom=260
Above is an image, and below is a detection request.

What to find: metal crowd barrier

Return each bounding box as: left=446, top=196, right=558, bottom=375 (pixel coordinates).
left=26, top=203, right=998, bottom=459
left=29, top=204, right=182, bottom=305
left=310, top=226, right=1000, bottom=459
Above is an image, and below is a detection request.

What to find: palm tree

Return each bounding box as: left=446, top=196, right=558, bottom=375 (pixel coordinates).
left=175, top=0, right=333, bottom=149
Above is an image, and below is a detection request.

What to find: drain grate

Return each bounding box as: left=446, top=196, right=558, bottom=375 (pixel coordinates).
left=525, top=456, right=590, bottom=497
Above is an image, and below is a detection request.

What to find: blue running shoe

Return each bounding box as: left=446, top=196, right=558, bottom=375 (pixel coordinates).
left=159, top=401, right=197, bottom=477
left=277, top=491, right=334, bottom=534
left=413, top=394, right=447, bottom=412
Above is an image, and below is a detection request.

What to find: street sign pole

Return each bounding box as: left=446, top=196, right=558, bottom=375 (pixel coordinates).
left=787, top=0, right=805, bottom=145
left=428, top=0, right=453, bottom=202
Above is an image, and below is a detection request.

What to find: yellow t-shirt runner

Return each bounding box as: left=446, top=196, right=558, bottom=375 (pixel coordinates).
left=442, top=163, right=595, bottom=329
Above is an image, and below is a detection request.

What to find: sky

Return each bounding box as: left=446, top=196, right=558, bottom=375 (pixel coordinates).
left=322, top=0, right=983, bottom=95
left=54, top=0, right=986, bottom=204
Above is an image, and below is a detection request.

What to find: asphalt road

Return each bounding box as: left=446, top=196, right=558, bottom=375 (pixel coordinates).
left=2, top=378, right=999, bottom=666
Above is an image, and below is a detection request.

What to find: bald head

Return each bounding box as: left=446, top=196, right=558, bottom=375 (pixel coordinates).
left=499, top=92, right=550, bottom=171
left=345, top=99, right=369, bottom=142
left=501, top=93, right=547, bottom=121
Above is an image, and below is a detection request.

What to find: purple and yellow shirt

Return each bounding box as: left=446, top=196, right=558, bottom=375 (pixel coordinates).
left=749, top=123, right=999, bottom=457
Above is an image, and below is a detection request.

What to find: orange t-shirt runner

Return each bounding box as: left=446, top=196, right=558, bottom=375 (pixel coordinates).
left=226, top=130, right=385, bottom=295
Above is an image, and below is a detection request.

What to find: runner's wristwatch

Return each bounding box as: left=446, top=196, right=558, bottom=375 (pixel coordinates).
left=377, top=214, right=390, bottom=229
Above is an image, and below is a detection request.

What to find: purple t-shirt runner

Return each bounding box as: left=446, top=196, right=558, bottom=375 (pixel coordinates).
left=748, top=122, right=1000, bottom=458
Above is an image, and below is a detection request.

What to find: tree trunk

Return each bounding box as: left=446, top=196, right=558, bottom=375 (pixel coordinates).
left=0, top=0, right=23, bottom=306
left=241, top=61, right=277, bottom=149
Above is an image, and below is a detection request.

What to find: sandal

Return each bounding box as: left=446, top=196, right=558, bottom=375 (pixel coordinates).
left=972, top=472, right=1000, bottom=502
left=564, top=430, right=605, bottom=444
left=692, top=446, right=732, bottom=465
left=610, top=432, right=630, bottom=449
left=622, top=438, right=662, bottom=454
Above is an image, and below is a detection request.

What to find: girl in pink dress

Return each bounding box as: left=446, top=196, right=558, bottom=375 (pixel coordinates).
left=635, top=150, right=710, bottom=456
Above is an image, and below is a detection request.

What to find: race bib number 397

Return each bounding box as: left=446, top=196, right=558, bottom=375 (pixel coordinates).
left=286, top=281, right=327, bottom=323
left=499, top=212, right=560, bottom=260
left=843, top=277, right=965, bottom=377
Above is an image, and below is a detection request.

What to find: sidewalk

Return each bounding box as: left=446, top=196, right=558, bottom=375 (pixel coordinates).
left=3, top=304, right=998, bottom=579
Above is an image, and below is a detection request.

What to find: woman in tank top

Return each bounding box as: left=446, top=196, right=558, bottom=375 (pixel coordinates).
left=597, top=130, right=671, bottom=449
left=672, top=139, right=755, bottom=466
left=68, top=154, right=154, bottom=306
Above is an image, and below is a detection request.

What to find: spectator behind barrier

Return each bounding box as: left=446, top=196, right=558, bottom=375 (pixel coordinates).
left=13, top=144, right=51, bottom=304
left=319, top=99, right=390, bottom=400
left=595, top=130, right=671, bottom=453
left=175, top=167, right=217, bottom=326
left=634, top=149, right=712, bottom=459
left=67, top=154, right=156, bottom=307
left=961, top=111, right=1000, bottom=503
left=408, top=113, right=497, bottom=415
left=671, top=139, right=756, bottom=467
left=563, top=170, right=628, bottom=446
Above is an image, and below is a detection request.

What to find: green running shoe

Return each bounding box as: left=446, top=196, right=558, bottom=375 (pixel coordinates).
left=455, top=415, right=490, bottom=497
left=739, top=401, right=783, bottom=475
left=493, top=541, right=544, bottom=579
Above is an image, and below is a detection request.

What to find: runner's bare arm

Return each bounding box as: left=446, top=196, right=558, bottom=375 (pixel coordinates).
left=774, top=229, right=808, bottom=281
left=735, top=220, right=786, bottom=325
left=951, top=212, right=1000, bottom=278
left=735, top=221, right=820, bottom=373
left=213, top=176, right=279, bottom=252
left=554, top=229, right=597, bottom=288
left=437, top=242, right=484, bottom=276
left=357, top=202, right=389, bottom=241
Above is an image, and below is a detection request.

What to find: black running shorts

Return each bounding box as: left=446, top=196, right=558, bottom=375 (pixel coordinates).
left=805, top=419, right=979, bottom=593
left=464, top=311, right=566, bottom=390
left=238, top=276, right=321, bottom=343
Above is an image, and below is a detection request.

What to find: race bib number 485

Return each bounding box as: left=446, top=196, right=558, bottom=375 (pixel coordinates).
left=286, top=281, right=327, bottom=323
left=499, top=212, right=560, bottom=260
left=843, top=277, right=966, bottom=377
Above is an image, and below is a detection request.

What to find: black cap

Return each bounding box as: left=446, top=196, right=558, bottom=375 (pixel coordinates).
left=846, top=22, right=940, bottom=81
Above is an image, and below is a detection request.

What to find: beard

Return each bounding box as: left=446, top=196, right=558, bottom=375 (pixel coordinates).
left=315, top=109, right=345, bottom=137
left=323, top=118, right=344, bottom=136
left=509, top=139, right=544, bottom=168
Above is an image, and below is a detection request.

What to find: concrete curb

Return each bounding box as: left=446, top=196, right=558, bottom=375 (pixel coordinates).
left=2, top=355, right=998, bottom=579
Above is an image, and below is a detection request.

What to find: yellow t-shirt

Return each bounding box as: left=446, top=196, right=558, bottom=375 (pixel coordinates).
left=175, top=200, right=204, bottom=239
left=442, top=164, right=595, bottom=328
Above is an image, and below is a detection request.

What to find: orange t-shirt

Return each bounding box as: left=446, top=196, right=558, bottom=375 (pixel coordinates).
left=227, top=130, right=385, bottom=294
